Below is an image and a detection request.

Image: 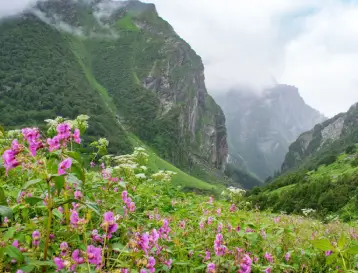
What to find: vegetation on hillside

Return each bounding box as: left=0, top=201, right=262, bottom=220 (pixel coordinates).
left=2, top=116, right=358, bottom=272
left=0, top=1, right=228, bottom=185
left=248, top=145, right=358, bottom=221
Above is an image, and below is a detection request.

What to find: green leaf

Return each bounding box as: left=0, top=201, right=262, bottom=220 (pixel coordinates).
left=111, top=243, right=130, bottom=253
left=4, top=245, right=24, bottom=262
left=53, top=175, right=65, bottom=195
left=71, top=161, right=86, bottom=184
left=24, top=197, right=43, bottom=206
left=19, top=265, right=35, bottom=272
left=84, top=202, right=100, bottom=215
left=312, top=239, right=333, bottom=251
left=326, top=253, right=338, bottom=265
left=338, top=233, right=346, bottom=249
left=346, top=245, right=358, bottom=254
left=0, top=205, right=13, bottom=221
left=4, top=227, right=16, bottom=241
left=0, top=187, right=6, bottom=206
left=28, top=260, right=55, bottom=267
left=193, top=265, right=207, bottom=270
left=22, top=179, right=43, bottom=190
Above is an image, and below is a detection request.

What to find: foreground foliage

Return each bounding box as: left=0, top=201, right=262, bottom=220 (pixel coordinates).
left=1, top=117, right=358, bottom=273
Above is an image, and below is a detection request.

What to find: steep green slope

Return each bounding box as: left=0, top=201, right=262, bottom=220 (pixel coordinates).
left=0, top=0, right=228, bottom=186
left=0, top=15, right=131, bottom=154
left=248, top=145, right=358, bottom=221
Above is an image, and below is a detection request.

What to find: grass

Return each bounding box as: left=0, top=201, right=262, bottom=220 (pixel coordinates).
left=308, top=153, right=358, bottom=182
left=126, top=133, right=223, bottom=195
left=116, top=15, right=140, bottom=32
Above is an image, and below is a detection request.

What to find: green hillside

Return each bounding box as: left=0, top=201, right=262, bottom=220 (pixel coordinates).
left=0, top=0, right=229, bottom=188
left=248, top=144, right=358, bottom=221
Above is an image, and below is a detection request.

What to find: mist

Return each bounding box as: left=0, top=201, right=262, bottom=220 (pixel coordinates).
left=144, top=0, right=358, bottom=117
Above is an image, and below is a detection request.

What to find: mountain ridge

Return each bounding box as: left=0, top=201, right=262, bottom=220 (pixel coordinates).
left=215, top=84, right=326, bottom=180
left=0, top=0, right=228, bottom=186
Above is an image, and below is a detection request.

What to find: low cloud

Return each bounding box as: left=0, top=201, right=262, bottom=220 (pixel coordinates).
left=144, top=0, right=358, bottom=117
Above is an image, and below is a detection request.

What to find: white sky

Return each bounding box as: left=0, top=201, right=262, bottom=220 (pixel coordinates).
left=143, top=0, right=358, bottom=117
left=1, top=0, right=358, bottom=116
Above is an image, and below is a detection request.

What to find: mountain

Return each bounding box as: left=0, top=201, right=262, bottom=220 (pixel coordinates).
left=0, top=0, right=228, bottom=184
left=282, top=102, right=358, bottom=172
left=248, top=102, right=358, bottom=220
left=215, top=84, right=325, bottom=180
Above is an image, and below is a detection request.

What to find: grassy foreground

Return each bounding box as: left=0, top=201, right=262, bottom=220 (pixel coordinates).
left=1, top=116, right=358, bottom=273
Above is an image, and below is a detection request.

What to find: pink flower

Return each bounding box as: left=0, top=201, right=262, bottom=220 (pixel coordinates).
left=217, top=222, right=223, bottom=233
left=217, top=208, right=221, bottom=216
left=164, top=259, right=173, bottom=269
left=11, top=139, right=21, bottom=153
left=265, top=267, right=272, bottom=273
left=230, top=203, right=236, bottom=212
left=32, top=230, right=40, bottom=246
left=54, top=257, right=65, bottom=271
left=285, top=252, right=291, bottom=262
left=12, top=240, right=19, bottom=248
left=325, top=250, right=333, bottom=256
left=70, top=210, right=82, bottom=228
left=2, top=149, right=20, bottom=175
left=208, top=216, right=214, bottom=225
left=138, top=232, right=150, bottom=254
left=205, top=251, right=211, bottom=261
left=72, top=249, right=85, bottom=266
left=57, top=123, right=71, bottom=140
left=47, top=136, right=61, bottom=152
left=158, top=219, right=171, bottom=239
left=22, top=128, right=42, bottom=156
left=121, top=269, right=129, bottom=273
left=264, top=252, right=273, bottom=263
left=87, top=245, right=102, bottom=266
left=207, top=263, right=215, bottom=273
left=200, top=220, right=205, bottom=230
left=238, top=254, right=252, bottom=273
left=60, top=241, right=68, bottom=256
left=90, top=161, right=95, bottom=167
left=73, top=129, right=81, bottom=144
left=146, top=256, right=156, bottom=273
left=129, top=202, right=136, bottom=212
left=214, top=233, right=227, bottom=256
left=179, top=220, right=186, bottom=230
left=74, top=190, right=82, bottom=200
left=101, top=212, right=118, bottom=238
left=208, top=196, right=214, bottom=204
left=3, top=216, right=9, bottom=224
left=273, top=217, right=280, bottom=224
left=58, top=158, right=72, bottom=175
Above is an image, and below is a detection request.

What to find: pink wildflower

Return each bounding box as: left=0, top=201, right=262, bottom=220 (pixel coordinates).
left=101, top=211, right=118, bottom=238
left=73, top=129, right=81, bottom=144
left=58, top=158, right=72, bottom=175
left=32, top=230, right=40, bottom=246
left=207, top=263, right=215, bottom=273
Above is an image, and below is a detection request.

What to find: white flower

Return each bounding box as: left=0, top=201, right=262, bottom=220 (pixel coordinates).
left=135, top=173, right=146, bottom=179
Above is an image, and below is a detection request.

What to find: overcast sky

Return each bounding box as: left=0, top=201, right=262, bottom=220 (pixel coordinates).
left=142, top=0, right=358, bottom=117
left=1, top=0, right=358, bottom=116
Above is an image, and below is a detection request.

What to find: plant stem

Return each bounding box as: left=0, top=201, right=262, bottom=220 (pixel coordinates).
left=43, top=183, right=53, bottom=265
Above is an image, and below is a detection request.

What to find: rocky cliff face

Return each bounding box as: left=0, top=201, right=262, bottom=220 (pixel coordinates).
left=215, top=85, right=325, bottom=180
left=282, top=102, right=358, bottom=171
left=0, top=0, right=228, bottom=179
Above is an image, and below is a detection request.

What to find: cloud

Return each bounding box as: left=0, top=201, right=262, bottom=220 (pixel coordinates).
left=0, top=0, right=39, bottom=17
left=143, top=0, right=358, bottom=117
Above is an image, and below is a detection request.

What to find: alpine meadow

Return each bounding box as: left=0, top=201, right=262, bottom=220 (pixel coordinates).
left=1, top=1, right=358, bottom=273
